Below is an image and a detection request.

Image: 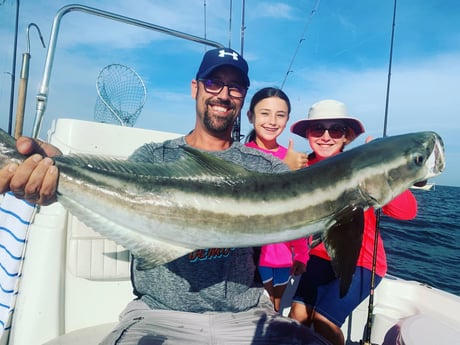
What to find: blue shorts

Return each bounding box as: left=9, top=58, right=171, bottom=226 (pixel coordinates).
left=292, top=255, right=382, bottom=327
left=258, top=266, right=291, bottom=287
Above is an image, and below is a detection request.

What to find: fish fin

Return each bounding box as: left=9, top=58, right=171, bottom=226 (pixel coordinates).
left=58, top=195, right=194, bottom=270
left=103, top=249, right=131, bottom=262
left=180, top=146, right=252, bottom=177
left=104, top=246, right=194, bottom=271
left=322, top=206, right=364, bottom=298
left=54, top=144, right=251, bottom=183
left=100, top=236, right=193, bottom=270
left=133, top=242, right=193, bottom=270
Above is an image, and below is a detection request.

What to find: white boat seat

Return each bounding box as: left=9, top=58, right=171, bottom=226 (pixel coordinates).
left=42, top=322, right=116, bottom=345
left=5, top=119, right=183, bottom=344
left=50, top=118, right=182, bottom=282
left=397, top=314, right=460, bottom=345
left=67, top=215, right=130, bottom=281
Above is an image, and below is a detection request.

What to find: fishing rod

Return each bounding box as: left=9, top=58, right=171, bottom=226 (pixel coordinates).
left=362, top=1, right=397, bottom=344
left=280, top=0, right=321, bottom=90
left=231, top=0, right=246, bottom=142
left=5, top=0, right=20, bottom=135
left=202, top=0, right=243, bottom=142
left=14, top=23, right=46, bottom=139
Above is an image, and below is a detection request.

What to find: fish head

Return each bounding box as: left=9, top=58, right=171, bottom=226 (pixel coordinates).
left=399, top=131, right=445, bottom=181
left=358, top=131, right=445, bottom=207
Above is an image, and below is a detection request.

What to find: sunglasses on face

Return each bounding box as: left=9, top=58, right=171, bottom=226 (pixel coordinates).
left=308, top=125, right=347, bottom=139
left=198, top=78, right=247, bottom=99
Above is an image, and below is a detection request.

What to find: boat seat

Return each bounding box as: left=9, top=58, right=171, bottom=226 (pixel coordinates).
left=6, top=119, right=183, bottom=344
left=67, top=215, right=130, bottom=281
left=42, top=322, right=117, bottom=345
left=49, top=118, right=183, bottom=284
left=396, top=314, right=460, bottom=345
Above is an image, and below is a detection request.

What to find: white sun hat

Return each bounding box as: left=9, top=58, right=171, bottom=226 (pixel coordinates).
left=290, top=99, right=365, bottom=142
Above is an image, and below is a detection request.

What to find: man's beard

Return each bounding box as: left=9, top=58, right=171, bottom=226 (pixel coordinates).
left=203, top=109, right=235, bottom=133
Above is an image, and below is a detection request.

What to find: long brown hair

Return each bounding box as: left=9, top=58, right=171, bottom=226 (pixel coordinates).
left=245, top=87, right=291, bottom=143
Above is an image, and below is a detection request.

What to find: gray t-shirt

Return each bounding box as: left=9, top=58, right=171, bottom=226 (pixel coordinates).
left=128, top=136, right=288, bottom=313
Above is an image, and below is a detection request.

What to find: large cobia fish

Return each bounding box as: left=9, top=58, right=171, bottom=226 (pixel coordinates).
left=0, top=129, right=445, bottom=296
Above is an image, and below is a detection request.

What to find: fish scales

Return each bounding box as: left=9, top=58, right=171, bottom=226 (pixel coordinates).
left=0, top=129, right=445, bottom=258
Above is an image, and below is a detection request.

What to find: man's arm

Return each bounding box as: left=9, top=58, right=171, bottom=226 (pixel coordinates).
left=0, top=137, right=62, bottom=205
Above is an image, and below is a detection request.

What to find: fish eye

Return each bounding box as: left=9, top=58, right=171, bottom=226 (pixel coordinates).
left=414, top=154, right=425, bottom=166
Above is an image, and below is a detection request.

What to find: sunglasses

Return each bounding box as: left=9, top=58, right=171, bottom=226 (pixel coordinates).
left=198, top=78, right=247, bottom=99
left=308, top=125, right=347, bottom=139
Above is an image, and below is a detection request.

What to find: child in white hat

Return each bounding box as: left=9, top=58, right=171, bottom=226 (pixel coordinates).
left=288, top=99, right=417, bottom=345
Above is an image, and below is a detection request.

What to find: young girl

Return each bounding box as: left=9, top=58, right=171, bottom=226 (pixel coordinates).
left=288, top=99, right=418, bottom=345
left=245, top=87, right=308, bottom=312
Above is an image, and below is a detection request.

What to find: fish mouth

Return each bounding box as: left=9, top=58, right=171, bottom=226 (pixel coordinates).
left=434, top=134, right=446, bottom=173
left=425, top=133, right=445, bottom=178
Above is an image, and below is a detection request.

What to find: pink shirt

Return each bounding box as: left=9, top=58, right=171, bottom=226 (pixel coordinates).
left=245, top=141, right=288, bottom=160
left=245, top=141, right=309, bottom=267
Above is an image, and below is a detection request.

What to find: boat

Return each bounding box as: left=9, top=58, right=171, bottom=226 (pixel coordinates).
left=1, top=4, right=460, bottom=345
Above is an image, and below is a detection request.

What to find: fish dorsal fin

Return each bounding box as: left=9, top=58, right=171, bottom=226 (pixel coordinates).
left=180, top=145, right=253, bottom=178
left=322, top=206, right=364, bottom=298
left=55, top=145, right=251, bottom=181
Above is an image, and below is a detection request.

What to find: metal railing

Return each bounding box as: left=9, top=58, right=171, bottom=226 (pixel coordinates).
left=31, top=3, right=225, bottom=138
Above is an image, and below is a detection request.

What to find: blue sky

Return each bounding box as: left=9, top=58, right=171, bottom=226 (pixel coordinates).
left=0, top=0, right=459, bottom=186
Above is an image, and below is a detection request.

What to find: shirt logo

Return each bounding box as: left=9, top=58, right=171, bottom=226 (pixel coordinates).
left=218, top=49, right=238, bottom=61
left=188, top=248, right=235, bottom=262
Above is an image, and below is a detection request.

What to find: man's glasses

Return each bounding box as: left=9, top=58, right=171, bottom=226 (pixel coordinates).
left=199, top=79, right=247, bottom=99
left=309, top=125, right=347, bottom=139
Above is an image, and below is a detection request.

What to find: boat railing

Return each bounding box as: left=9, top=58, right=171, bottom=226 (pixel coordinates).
left=31, top=3, right=225, bottom=139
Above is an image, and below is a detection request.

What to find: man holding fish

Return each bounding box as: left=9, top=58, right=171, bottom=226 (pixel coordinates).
left=0, top=48, right=329, bottom=344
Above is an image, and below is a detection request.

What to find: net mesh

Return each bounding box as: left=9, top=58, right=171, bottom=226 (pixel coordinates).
left=94, top=64, right=147, bottom=126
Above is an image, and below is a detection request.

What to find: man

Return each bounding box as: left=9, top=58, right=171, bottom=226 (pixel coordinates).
left=0, top=48, right=328, bottom=344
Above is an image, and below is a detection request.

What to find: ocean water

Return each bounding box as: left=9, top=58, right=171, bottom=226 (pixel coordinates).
left=380, top=185, right=460, bottom=297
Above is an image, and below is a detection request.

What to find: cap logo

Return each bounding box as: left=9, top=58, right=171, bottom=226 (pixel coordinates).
left=218, top=49, right=239, bottom=61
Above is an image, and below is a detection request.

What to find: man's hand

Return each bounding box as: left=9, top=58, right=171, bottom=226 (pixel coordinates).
left=0, top=137, right=62, bottom=205
left=283, top=139, right=308, bottom=170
